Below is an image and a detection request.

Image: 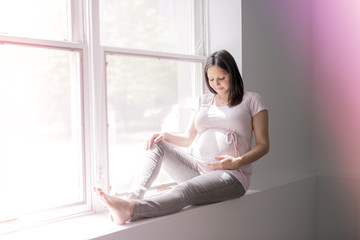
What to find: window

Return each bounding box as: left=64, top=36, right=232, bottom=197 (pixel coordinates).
left=0, top=0, right=206, bottom=233
left=0, top=0, right=89, bottom=233
left=106, top=55, right=203, bottom=194
left=0, top=44, right=86, bottom=227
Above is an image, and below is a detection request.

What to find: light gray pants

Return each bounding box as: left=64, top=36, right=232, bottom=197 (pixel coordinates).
left=131, top=140, right=245, bottom=221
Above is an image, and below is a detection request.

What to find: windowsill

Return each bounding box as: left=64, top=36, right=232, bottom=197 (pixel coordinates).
left=1, top=208, right=205, bottom=240
left=1, top=211, right=149, bottom=240
left=0, top=189, right=262, bottom=240
left=2, top=174, right=318, bottom=240
left=6, top=175, right=350, bottom=240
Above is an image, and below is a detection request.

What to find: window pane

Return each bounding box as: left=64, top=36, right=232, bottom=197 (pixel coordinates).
left=0, top=0, right=68, bottom=41
left=106, top=55, right=200, bottom=194
left=0, top=45, right=84, bottom=221
left=100, top=0, right=193, bottom=54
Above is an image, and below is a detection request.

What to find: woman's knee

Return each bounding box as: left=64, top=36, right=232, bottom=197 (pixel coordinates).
left=151, top=140, right=169, bottom=151
left=147, top=141, right=165, bottom=158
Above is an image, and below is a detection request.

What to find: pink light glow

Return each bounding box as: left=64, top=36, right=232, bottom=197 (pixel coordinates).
left=313, top=0, right=360, bottom=174
left=312, top=0, right=360, bottom=214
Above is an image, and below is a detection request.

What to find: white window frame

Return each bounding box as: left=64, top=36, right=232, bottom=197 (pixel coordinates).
left=0, top=0, right=209, bottom=231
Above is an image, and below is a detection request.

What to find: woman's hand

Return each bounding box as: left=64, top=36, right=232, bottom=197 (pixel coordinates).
left=207, top=155, right=241, bottom=170
left=144, top=132, right=165, bottom=150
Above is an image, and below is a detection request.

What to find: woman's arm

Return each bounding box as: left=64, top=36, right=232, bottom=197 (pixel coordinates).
left=145, top=111, right=198, bottom=150
left=208, top=110, right=269, bottom=170
left=238, top=110, right=270, bottom=166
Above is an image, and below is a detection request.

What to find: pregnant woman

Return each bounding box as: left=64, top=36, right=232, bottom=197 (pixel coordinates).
left=94, top=50, right=270, bottom=225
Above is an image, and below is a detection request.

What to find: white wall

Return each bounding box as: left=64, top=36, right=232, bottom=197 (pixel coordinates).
left=241, top=0, right=360, bottom=238
left=241, top=0, right=315, bottom=190
left=208, top=0, right=242, bottom=73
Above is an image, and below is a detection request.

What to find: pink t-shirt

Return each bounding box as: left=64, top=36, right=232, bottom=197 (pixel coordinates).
left=191, top=91, right=267, bottom=191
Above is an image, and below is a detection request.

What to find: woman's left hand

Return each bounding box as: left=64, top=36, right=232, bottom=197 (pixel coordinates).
left=207, top=155, right=240, bottom=170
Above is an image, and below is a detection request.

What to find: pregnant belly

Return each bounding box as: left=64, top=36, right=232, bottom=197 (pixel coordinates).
left=192, top=128, right=239, bottom=163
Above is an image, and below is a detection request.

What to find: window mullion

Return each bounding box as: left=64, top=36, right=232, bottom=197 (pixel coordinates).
left=87, top=0, right=109, bottom=212
left=103, top=46, right=206, bottom=62
left=0, top=35, right=84, bottom=51
left=195, top=0, right=209, bottom=57
left=70, top=0, right=84, bottom=42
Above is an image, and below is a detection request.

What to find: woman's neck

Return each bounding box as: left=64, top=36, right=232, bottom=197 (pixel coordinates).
left=214, top=94, right=229, bottom=106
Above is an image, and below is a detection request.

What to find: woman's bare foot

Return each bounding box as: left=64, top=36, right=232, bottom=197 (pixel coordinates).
left=94, top=187, right=135, bottom=225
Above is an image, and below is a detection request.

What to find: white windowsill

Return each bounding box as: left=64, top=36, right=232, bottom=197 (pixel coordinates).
left=1, top=175, right=328, bottom=240
left=2, top=175, right=319, bottom=240
left=0, top=189, right=261, bottom=240
left=1, top=207, right=205, bottom=240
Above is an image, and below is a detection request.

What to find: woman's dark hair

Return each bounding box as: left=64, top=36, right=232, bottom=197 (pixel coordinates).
left=204, top=50, right=244, bottom=107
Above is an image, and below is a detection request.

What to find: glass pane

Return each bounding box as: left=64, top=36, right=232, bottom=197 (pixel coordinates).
left=0, top=45, right=83, bottom=221
left=106, top=54, right=200, bottom=194
left=100, top=0, right=193, bottom=54
left=0, top=0, right=68, bottom=41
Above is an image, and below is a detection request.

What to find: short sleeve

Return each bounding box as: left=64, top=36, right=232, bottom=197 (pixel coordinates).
left=250, top=92, right=268, bottom=116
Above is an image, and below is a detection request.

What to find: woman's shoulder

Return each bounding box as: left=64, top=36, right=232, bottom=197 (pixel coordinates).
left=243, top=91, right=263, bottom=102
left=243, top=90, right=268, bottom=115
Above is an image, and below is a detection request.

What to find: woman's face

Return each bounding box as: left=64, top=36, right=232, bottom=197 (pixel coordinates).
left=207, top=65, right=231, bottom=96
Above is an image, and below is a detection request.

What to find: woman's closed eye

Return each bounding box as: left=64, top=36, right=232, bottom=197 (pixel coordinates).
left=209, top=77, right=225, bottom=81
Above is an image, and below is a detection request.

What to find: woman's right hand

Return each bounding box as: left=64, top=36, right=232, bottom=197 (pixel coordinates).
left=145, top=132, right=165, bottom=150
